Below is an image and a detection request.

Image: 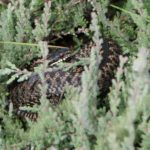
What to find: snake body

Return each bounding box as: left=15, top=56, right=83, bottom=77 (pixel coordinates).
left=9, top=39, right=121, bottom=121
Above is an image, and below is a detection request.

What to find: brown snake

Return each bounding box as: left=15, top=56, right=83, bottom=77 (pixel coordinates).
left=9, top=39, right=121, bottom=121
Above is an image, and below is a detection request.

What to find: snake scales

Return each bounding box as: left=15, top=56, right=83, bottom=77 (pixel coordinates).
left=9, top=38, right=121, bottom=121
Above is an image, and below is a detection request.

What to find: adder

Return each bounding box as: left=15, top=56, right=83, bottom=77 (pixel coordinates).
left=9, top=38, right=121, bottom=121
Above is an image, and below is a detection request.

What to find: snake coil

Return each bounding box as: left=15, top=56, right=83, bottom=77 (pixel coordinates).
left=9, top=38, right=121, bottom=121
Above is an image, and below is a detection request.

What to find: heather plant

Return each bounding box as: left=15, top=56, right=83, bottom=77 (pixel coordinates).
left=0, top=0, right=150, bottom=150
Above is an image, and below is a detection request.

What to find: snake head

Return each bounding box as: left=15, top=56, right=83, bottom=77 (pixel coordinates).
left=47, top=47, right=71, bottom=66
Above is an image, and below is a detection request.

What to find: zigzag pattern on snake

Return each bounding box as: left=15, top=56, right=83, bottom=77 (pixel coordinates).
left=9, top=38, right=121, bottom=121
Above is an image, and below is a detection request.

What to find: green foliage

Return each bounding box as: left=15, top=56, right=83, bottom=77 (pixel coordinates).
left=0, top=0, right=150, bottom=150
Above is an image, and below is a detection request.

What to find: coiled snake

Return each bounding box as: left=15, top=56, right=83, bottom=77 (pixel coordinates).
left=9, top=38, right=121, bottom=121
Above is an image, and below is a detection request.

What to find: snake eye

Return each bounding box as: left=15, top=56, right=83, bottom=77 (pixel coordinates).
left=60, top=53, right=65, bottom=58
